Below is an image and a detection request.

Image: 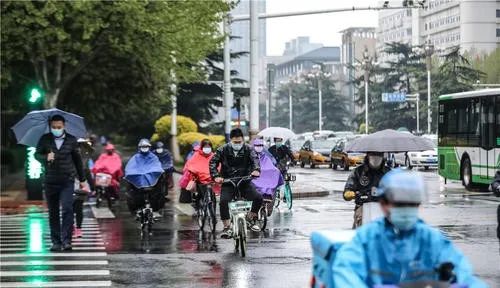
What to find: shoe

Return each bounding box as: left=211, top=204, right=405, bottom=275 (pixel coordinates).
left=49, top=244, right=61, bottom=252
left=153, top=211, right=161, bottom=219
left=74, top=228, right=82, bottom=238
left=250, top=223, right=261, bottom=232
left=220, top=227, right=232, bottom=239
left=62, top=243, right=72, bottom=251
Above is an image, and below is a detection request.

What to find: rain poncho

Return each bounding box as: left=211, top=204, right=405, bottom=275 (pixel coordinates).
left=92, top=152, right=123, bottom=191
left=184, top=149, right=214, bottom=185
left=124, top=152, right=163, bottom=189
left=332, top=218, right=487, bottom=288
left=156, top=150, right=174, bottom=172
left=251, top=139, right=284, bottom=196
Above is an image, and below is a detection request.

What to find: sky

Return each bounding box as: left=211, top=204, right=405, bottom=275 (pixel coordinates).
left=265, top=0, right=380, bottom=56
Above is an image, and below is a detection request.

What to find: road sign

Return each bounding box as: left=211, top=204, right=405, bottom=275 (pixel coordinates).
left=382, top=92, right=406, bottom=102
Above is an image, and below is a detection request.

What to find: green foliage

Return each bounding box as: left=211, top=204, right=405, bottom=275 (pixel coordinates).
left=177, top=132, right=207, bottom=155
left=206, top=135, right=225, bottom=148
left=154, top=115, right=198, bottom=141
left=472, top=48, right=500, bottom=84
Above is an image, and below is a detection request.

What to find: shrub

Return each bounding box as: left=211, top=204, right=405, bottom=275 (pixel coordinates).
left=154, top=115, right=197, bottom=140
left=206, top=135, right=225, bottom=149
left=177, top=132, right=207, bottom=155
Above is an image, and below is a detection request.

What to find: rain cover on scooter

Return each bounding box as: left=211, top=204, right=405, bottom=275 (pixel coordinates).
left=124, top=152, right=164, bottom=189
left=252, top=149, right=284, bottom=196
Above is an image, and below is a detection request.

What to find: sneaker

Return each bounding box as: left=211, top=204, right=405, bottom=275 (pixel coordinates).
left=220, top=227, right=232, bottom=239
left=62, top=243, right=72, bottom=251
left=249, top=223, right=261, bottom=232
left=153, top=211, right=161, bottom=219
left=74, top=228, right=82, bottom=238
left=49, top=244, right=61, bottom=252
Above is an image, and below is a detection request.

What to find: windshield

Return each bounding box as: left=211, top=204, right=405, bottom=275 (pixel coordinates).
left=289, top=140, right=305, bottom=150
left=311, top=140, right=336, bottom=150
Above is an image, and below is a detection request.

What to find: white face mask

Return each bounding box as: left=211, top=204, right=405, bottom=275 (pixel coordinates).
left=368, top=155, right=383, bottom=169
left=254, top=146, right=264, bottom=153
left=156, top=148, right=163, bottom=154
left=202, top=147, right=212, bottom=154
left=140, top=147, right=150, bottom=153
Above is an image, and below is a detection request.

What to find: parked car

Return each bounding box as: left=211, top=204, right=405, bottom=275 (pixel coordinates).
left=392, top=136, right=438, bottom=170
left=286, top=139, right=305, bottom=164
left=312, top=130, right=335, bottom=140
left=330, top=139, right=365, bottom=171
left=299, top=139, right=337, bottom=168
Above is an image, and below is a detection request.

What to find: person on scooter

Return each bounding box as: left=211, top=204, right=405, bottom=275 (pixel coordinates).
left=333, top=169, right=486, bottom=287
left=268, top=137, right=295, bottom=174
left=153, top=141, right=174, bottom=193
left=92, top=143, right=123, bottom=200
left=343, top=151, right=390, bottom=228
left=209, top=128, right=263, bottom=238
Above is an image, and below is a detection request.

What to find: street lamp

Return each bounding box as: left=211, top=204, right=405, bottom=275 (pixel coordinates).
left=424, top=38, right=434, bottom=134
left=362, top=48, right=373, bottom=134
left=280, top=77, right=298, bottom=131
left=309, top=65, right=331, bottom=131
left=169, top=53, right=181, bottom=161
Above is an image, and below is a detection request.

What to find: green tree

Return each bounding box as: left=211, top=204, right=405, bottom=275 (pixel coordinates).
left=472, top=48, right=500, bottom=84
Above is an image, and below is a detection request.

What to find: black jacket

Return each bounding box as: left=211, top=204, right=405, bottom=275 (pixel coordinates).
left=344, top=162, right=390, bottom=207
left=268, top=145, right=294, bottom=163
left=35, top=133, right=86, bottom=185
left=209, top=143, right=260, bottom=179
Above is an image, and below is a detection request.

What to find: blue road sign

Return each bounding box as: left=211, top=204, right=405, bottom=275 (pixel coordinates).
left=382, top=92, right=406, bottom=102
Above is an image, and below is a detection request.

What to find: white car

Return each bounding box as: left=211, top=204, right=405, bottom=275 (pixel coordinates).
left=392, top=136, right=438, bottom=170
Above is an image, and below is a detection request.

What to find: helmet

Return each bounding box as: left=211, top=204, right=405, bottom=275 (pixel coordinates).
left=376, top=169, right=425, bottom=204
left=155, top=141, right=164, bottom=149
left=138, top=138, right=151, bottom=147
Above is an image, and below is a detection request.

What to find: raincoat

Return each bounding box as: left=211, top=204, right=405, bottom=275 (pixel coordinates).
left=92, top=152, right=123, bottom=190
left=332, top=218, right=487, bottom=288
left=252, top=150, right=284, bottom=196
left=184, top=149, right=214, bottom=185
left=155, top=150, right=174, bottom=172
left=124, top=152, right=163, bottom=189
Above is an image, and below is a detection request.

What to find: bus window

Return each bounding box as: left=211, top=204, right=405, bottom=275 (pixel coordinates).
left=469, top=99, right=480, bottom=146
left=480, top=98, right=495, bottom=149
left=497, top=96, right=500, bottom=147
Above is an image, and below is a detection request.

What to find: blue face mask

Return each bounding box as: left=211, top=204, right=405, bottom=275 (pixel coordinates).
left=389, top=207, right=419, bottom=231
left=51, top=128, right=64, bottom=138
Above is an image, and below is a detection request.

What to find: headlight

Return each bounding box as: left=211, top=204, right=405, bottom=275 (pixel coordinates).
left=313, top=151, right=320, bottom=156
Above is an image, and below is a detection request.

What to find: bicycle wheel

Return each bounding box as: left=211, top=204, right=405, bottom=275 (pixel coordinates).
left=238, top=218, right=246, bottom=257
left=284, top=183, right=293, bottom=210
left=257, top=206, right=267, bottom=231
left=196, top=205, right=206, bottom=230
left=274, top=189, right=281, bottom=208
left=207, top=200, right=217, bottom=234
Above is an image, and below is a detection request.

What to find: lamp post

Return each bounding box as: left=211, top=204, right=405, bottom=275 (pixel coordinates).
left=362, top=48, right=373, bottom=134
left=424, top=38, right=434, bottom=134
left=309, top=65, right=331, bottom=131
left=169, top=54, right=181, bottom=161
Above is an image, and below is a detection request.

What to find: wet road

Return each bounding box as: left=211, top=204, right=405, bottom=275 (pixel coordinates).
left=1, top=167, right=499, bottom=287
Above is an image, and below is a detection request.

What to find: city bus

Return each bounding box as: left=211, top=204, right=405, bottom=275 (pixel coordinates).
left=438, top=89, right=500, bottom=190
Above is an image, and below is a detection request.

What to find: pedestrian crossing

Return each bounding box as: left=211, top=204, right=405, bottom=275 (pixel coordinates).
left=0, top=212, right=111, bottom=287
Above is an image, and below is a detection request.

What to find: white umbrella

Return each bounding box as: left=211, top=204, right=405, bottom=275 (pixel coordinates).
left=258, top=127, right=295, bottom=140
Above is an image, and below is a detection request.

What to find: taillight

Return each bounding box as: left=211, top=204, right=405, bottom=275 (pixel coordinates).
left=310, top=276, right=316, bottom=288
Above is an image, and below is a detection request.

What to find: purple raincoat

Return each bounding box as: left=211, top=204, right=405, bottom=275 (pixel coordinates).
left=251, top=139, right=284, bottom=196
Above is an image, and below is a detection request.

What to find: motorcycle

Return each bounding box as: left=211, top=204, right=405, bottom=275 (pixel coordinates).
left=94, top=172, right=113, bottom=208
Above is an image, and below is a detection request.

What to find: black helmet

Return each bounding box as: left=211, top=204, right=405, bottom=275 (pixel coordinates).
left=155, top=141, right=164, bottom=149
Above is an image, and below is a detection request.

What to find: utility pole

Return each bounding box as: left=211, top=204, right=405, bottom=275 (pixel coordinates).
left=289, top=84, right=293, bottom=131
left=425, top=38, right=434, bottom=134
left=318, top=78, right=323, bottom=131
left=362, top=48, right=372, bottom=134
left=249, top=0, right=259, bottom=138
left=223, top=14, right=232, bottom=142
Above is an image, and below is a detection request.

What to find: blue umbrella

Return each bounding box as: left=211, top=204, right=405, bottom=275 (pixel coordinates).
left=11, top=108, right=87, bottom=147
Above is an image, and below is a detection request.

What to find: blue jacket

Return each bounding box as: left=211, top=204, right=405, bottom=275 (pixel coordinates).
left=332, top=218, right=487, bottom=288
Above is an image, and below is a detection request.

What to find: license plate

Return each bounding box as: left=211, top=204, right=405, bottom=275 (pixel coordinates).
left=425, top=158, right=437, bottom=163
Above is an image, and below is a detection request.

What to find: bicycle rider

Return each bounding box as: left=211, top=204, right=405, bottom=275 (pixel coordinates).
left=209, top=128, right=263, bottom=238
left=268, top=137, right=295, bottom=175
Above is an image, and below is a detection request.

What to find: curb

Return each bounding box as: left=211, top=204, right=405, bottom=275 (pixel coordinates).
left=292, top=190, right=329, bottom=198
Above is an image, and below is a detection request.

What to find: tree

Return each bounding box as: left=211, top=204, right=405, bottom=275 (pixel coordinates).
left=471, top=48, right=500, bottom=84
left=1, top=0, right=230, bottom=107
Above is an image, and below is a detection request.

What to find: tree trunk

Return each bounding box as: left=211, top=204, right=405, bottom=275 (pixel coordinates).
left=44, top=89, right=60, bottom=108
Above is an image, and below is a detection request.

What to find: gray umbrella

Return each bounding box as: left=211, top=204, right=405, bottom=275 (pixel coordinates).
left=345, top=129, right=435, bottom=153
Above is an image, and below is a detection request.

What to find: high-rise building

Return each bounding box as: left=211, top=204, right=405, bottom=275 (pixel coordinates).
left=340, top=27, right=377, bottom=114
left=282, top=36, right=323, bottom=57
left=229, top=0, right=266, bottom=85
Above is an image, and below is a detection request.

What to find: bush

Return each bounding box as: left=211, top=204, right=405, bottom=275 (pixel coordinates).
left=206, top=135, right=225, bottom=149
left=177, top=132, right=207, bottom=155
left=154, top=115, right=197, bottom=141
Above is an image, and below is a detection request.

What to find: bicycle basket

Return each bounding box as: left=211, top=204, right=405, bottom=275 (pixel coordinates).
left=228, top=201, right=252, bottom=213
left=285, top=173, right=296, bottom=182
left=95, top=173, right=112, bottom=186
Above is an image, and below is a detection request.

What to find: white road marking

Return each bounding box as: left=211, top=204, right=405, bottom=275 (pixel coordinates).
left=0, top=252, right=107, bottom=258
left=90, top=207, right=115, bottom=219
left=0, top=246, right=105, bottom=252
left=0, top=260, right=109, bottom=266
left=0, top=281, right=112, bottom=287
left=0, top=242, right=105, bottom=247
left=1, top=270, right=110, bottom=277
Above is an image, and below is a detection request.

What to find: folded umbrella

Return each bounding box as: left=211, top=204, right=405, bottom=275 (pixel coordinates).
left=11, top=108, right=87, bottom=147
left=258, top=127, right=296, bottom=140
left=345, top=129, right=435, bottom=153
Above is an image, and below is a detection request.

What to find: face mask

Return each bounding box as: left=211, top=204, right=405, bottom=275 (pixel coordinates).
left=139, top=147, right=149, bottom=153
left=389, top=207, right=419, bottom=231
left=231, top=142, right=243, bottom=151
left=51, top=128, right=64, bottom=138
left=202, top=147, right=212, bottom=154
left=156, top=148, right=164, bottom=154
left=254, top=146, right=264, bottom=153
left=368, top=155, right=383, bottom=169
left=275, top=142, right=282, bottom=147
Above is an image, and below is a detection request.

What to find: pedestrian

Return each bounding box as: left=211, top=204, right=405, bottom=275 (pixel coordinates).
left=73, top=138, right=94, bottom=238
left=343, top=151, right=390, bottom=228
left=490, top=170, right=500, bottom=254
left=35, top=115, right=88, bottom=251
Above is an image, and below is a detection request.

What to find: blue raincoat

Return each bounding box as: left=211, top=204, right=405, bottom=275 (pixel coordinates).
left=332, top=218, right=487, bottom=288
left=124, top=152, right=164, bottom=189
left=155, top=151, right=174, bottom=172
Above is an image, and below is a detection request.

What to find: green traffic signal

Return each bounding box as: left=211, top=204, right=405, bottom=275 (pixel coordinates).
left=29, top=88, right=43, bottom=104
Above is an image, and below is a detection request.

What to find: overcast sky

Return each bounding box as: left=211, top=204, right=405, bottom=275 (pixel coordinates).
left=266, top=0, right=380, bottom=56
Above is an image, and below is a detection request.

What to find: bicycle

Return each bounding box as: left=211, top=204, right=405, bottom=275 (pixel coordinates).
left=274, top=172, right=296, bottom=210
left=194, top=182, right=217, bottom=234
left=224, top=175, right=255, bottom=258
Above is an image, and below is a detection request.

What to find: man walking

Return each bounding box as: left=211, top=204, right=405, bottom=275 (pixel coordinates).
left=36, top=115, right=88, bottom=251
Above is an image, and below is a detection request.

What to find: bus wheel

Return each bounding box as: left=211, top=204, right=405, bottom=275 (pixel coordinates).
left=461, top=157, right=474, bottom=191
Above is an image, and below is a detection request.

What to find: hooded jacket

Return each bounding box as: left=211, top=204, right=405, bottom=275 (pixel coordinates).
left=209, top=143, right=260, bottom=179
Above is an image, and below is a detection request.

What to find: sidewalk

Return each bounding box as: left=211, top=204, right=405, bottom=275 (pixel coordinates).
left=0, top=172, right=45, bottom=214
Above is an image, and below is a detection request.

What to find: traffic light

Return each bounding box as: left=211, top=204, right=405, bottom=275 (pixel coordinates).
left=28, top=87, right=43, bottom=104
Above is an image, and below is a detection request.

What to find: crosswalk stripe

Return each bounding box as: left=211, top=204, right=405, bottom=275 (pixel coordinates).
left=0, top=260, right=109, bottom=266
left=0, top=252, right=107, bottom=258
left=0, top=246, right=105, bottom=252
left=1, top=270, right=110, bottom=277
left=0, top=280, right=112, bottom=287
left=1, top=231, right=102, bottom=235
left=0, top=242, right=105, bottom=247
left=1, top=236, right=104, bottom=240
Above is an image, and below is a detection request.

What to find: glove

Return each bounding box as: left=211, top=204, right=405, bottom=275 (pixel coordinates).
left=344, top=190, right=356, bottom=201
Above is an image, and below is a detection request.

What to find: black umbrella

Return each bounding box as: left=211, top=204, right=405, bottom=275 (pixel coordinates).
left=345, top=129, right=435, bottom=153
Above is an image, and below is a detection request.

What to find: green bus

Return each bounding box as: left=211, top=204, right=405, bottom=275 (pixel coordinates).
left=438, top=88, right=500, bottom=190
